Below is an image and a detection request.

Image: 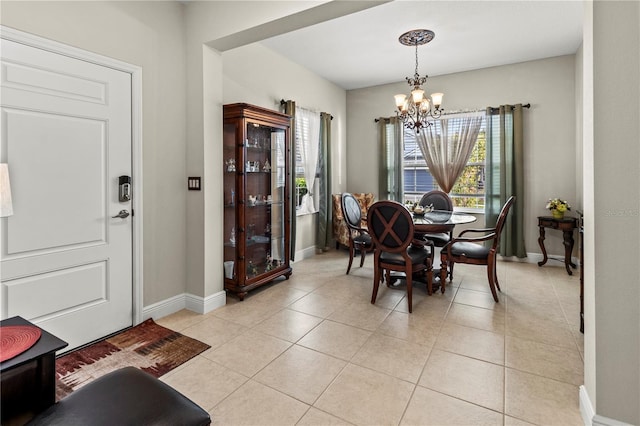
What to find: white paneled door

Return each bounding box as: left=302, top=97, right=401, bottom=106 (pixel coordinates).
left=1, top=38, right=133, bottom=351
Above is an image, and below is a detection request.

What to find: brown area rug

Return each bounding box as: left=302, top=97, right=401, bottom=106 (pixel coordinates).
left=55, top=318, right=210, bottom=400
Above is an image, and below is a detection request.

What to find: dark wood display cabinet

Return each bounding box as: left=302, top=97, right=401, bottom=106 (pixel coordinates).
left=223, top=103, right=292, bottom=300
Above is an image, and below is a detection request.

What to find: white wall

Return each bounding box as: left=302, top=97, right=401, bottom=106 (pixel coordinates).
left=347, top=56, right=577, bottom=257
left=0, top=1, right=188, bottom=306
left=590, top=1, right=640, bottom=423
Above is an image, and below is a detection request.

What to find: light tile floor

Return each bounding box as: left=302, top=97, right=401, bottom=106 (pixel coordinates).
left=158, top=250, right=584, bottom=426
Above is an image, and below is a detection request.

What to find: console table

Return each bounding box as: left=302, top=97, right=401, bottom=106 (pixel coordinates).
left=537, top=216, right=578, bottom=275
left=1, top=316, right=68, bottom=424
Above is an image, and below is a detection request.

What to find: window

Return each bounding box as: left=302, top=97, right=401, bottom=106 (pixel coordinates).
left=382, top=119, right=402, bottom=201
left=294, top=151, right=307, bottom=210
left=402, top=115, right=487, bottom=210
left=402, top=129, right=436, bottom=203
left=294, top=108, right=320, bottom=214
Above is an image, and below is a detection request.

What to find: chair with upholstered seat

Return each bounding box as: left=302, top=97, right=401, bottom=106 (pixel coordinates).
left=341, top=193, right=374, bottom=274
left=332, top=193, right=375, bottom=249
left=439, top=196, right=515, bottom=302
left=418, top=190, right=454, bottom=248
left=367, top=200, right=434, bottom=313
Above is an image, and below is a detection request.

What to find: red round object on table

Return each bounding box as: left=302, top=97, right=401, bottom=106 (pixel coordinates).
left=0, top=325, right=42, bottom=362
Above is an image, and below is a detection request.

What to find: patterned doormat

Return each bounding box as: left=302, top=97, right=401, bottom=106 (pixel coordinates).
left=55, top=318, right=210, bottom=400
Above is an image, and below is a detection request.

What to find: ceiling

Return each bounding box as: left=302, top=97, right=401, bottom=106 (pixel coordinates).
left=260, top=1, right=584, bottom=91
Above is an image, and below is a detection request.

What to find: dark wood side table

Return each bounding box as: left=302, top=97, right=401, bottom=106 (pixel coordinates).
left=1, top=316, right=68, bottom=424
left=537, top=216, right=578, bottom=275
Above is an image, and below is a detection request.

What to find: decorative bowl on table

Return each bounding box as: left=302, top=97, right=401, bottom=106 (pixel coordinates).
left=412, top=206, right=425, bottom=216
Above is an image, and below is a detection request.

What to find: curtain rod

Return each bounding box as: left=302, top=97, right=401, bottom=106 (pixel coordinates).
left=280, top=99, right=333, bottom=120
left=489, top=103, right=530, bottom=111
left=443, top=104, right=530, bottom=115
left=442, top=103, right=531, bottom=114
left=374, top=103, right=530, bottom=122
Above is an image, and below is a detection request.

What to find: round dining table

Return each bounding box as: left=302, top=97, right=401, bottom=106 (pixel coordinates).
left=411, top=209, right=477, bottom=231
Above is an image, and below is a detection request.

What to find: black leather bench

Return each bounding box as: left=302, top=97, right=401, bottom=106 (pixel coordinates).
left=27, top=366, right=211, bottom=426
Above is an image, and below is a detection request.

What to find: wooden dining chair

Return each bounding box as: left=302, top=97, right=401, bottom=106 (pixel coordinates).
left=367, top=200, right=434, bottom=313
left=439, top=196, right=516, bottom=301
left=341, top=193, right=374, bottom=274
left=418, top=190, right=454, bottom=248
left=419, top=190, right=453, bottom=211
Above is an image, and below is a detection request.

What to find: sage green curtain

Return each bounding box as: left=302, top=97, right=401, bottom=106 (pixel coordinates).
left=316, top=112, right=332, bottom=251
left=377, top=117, right=402, bottom=201
left=283, top=100, right=296, bottom=261
left=485, top=104, right=526, bottom=258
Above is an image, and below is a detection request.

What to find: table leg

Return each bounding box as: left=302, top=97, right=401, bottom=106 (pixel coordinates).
left=33, top=353, right=57, bottom=412
left=537, top=226, right=548, bottom=267
left=562, top=229, right=577, bottom=275
left=439, top=258, right=448, bottom=292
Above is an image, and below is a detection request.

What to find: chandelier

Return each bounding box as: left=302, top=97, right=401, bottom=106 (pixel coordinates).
left=394, top=29, right=443, bottom=132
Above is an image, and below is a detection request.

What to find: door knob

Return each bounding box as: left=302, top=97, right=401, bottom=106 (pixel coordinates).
left=112, top=210, right=130, bottom=219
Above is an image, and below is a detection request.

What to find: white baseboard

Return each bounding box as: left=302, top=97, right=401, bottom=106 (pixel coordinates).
left=580, top=385, right=595, bottom=425
left=185, top=291, right=226, bottom=314
left=294, top=245, right=317, bottom=262
left=579, top=385, right=633, bottom=426
left=142, top=294, right=186, bottom=321
left=142, top=291, right=226, bottom=320
left=592, top=415, right=634, bottom=426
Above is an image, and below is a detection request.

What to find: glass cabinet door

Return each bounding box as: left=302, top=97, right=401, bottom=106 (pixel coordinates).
left=270, top=127, right=287, bottom=270
left=244, top=123, right=286, bottom=280
left=223, top=123, right=238, bottom=281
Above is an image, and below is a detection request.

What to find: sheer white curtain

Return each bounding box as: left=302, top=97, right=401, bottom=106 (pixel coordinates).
left=415, top=111, right=483, bottom=193
left=295, top=107, right=320, bottom=214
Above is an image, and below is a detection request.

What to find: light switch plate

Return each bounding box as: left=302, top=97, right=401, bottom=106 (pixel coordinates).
left=188, top=177, right=201, bottom=190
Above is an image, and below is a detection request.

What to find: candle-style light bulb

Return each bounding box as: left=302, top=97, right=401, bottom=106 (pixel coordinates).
left=431, top=92, right=443, bottom=109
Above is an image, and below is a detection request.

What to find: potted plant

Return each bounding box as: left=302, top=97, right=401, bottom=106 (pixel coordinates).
left=295, top=177, right=308, bottom=206
left=546, top=198, right=571, bottom=219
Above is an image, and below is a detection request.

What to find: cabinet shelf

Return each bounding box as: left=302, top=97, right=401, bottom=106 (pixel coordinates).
left=223, top=103, right=292, bottom=301
left=247, top=202, right=281, bottom=207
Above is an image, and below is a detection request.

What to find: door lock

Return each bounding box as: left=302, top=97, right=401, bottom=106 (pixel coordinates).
left=118, top=176, right=131, bottom=202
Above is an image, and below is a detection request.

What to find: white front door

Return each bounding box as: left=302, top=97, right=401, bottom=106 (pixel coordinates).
left=1, top=37, right=134, bottom=351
